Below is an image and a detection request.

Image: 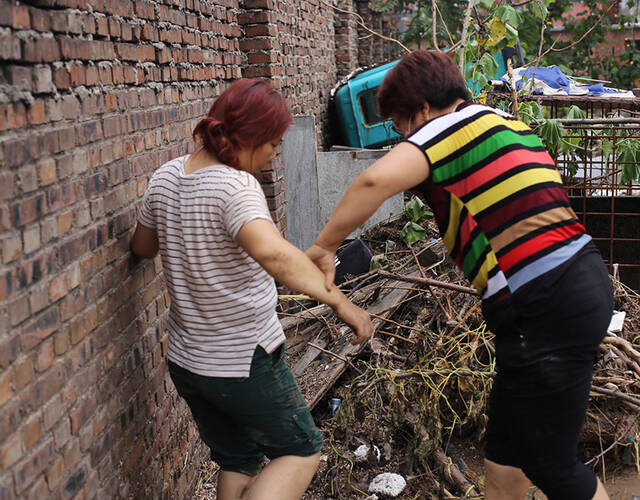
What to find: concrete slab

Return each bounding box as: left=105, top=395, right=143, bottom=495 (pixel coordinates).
left=282, top=115, right=322, bottom=250
left=281, top=116, right=404, bottom=249
left=317, top=149, right=404, bottom=239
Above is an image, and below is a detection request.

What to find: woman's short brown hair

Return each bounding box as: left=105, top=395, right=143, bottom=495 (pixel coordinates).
left=377, top=50, right=471, bottom=119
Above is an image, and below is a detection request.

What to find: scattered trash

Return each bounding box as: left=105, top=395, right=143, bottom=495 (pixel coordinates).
left=368, top=473, right=406, bottom=497
left=334, top=238, right=374, bottom=285
left=330, top=397, right=342, bottom=416
left=354, top=444, right=370, bottom=462
left=354, top=444, right=381, bottom=463
left=608, top=310, right=626, bottom=335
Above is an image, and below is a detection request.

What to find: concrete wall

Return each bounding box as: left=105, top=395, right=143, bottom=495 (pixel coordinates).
left=317, top=149, right=404, bottom=239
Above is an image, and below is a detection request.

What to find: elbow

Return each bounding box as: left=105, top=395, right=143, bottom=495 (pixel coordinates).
left=130, top=241, right=158, bottom=260
left=357, top=168, right=394, bottom=198
left=358, top=169, right=381, bottom=189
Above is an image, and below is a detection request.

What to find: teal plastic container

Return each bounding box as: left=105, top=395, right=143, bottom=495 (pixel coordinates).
left=333, top=46, right=520, bottom=149
left=333, top=60, right=402, bottom=149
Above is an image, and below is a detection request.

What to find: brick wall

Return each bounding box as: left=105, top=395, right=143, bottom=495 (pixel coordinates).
left=0, top=1, right=399, bottom=499
left=335, top=0, right=360, bottom=79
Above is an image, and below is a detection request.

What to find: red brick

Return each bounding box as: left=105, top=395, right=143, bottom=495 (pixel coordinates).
left=0, top=336, right=20, bottom=371
left=38, top=159, right=56, bottom=186
left=61, top=463, right=86, bottom=498
left=8, top=65, right=31, bottom=91
left=35, top=340, right=54, bottom=372
left=0, top=370, right=12, bottom=406
left=27, top=100, right=45, bottom=125
left=0, top=433, right=22, bottom=469
left=46, top=456, right=64, bottom=490
left=13, top=438, right=54, bottom=494
left=14, top=357, right=34, bottom=390
left=58, top=210, right=74, bottom=235
left=22, top=307, right=60, bottom=351
left=22, top=416, right=42, bottom=450
left=85, top=65, right=98, bottom=86
left=70, top=395, right=97, bottom=435
left=69, top=306, right=97, bottom=345
left=32, top=65, right=53, bottom=94
left=69, top=64, right=86, bottom=86
left=6, top=103, right=27, bottom=129
left=22, top=37, right=59, bottom=63
left=53, top=66, right=71, bottom=90
left=9, top=294, right=29, bottom=326
left=0, top=5, right=30, bottom=29
left=30, top=7, right=50, bottom=32
left=2, top=234, right=22, bottom=264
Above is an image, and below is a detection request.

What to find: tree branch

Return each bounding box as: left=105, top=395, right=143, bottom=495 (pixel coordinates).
left=458, top=0, right=476, bottom=71
left=319, top=0, right=411, bottom=54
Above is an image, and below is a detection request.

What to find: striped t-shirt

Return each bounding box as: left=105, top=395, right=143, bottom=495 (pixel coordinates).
left=137, top=155, right=285, bottom=377
left=407, top=102, right=590, bottom=305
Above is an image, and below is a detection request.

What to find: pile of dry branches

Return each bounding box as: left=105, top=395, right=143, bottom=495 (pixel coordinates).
left=278, top=218, right=640, bottom=499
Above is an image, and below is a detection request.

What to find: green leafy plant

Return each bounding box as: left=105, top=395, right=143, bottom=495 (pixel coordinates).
left=399, top=196, right=433, bottom=246
left=618, top=138, right=640, bottom=185
left=401, top=221, right=428, bottom=245
left=402, top=196, right=433, bottom=223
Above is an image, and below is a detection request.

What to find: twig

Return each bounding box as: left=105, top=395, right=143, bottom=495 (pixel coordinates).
left=507, top=58, right=520, bottom=120
left=369, top=312, right=426, bottom=333
left=585, top=413, right=640, bottom=466
left=433, top=2, right=455, bottom=46
left=377, top=329, right=416, bottom=344
left=538, top=2, right=616, bottom=58
left=293, top=298, right=334, bottom=333
left=318, top=0, right=411, bottom=53
left=308, top=341, right=363, bottom=375
left=378, top=271, right=478, bottom=295
left=431, top=0, right=438, bottom=50
left=448, top=302, right=481, bottom=338
left=458, top=0, right=476, bottom=71
left=409, top=243, right=450, bottom=319
left=591, top=385, right=640, bottom=408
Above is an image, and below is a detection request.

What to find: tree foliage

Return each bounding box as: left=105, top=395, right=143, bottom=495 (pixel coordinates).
left=374, top=0, right=639, bottom=90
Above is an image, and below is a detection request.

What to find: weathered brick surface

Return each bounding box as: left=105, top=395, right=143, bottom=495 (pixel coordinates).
left=0, top=0, right=397, bottom=498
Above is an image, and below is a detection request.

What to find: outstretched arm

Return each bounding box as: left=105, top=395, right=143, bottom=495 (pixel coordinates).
left=236, top=219, right=374, bottom=344
left=307, top=142, right=430, bottom=288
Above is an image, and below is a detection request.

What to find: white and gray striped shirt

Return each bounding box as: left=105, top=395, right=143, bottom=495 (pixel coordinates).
left=137, top=155, right=285, bottom=377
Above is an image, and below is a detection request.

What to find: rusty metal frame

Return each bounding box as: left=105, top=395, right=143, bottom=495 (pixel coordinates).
left=533, top=95, right=640, bottom=292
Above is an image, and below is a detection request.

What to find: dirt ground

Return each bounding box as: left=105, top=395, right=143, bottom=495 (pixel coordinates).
left=191, top=455, right=640, bottom=499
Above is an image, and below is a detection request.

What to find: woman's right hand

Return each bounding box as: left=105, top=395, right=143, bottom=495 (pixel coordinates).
left=333, top=298, right=374, bottom=345
left=306, top=243, right=337, bottom=291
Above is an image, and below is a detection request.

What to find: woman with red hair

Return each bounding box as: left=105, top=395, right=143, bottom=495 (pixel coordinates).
left=131, top=79, right=373, bottom=500
left=308, top=51, right=612, bottom=500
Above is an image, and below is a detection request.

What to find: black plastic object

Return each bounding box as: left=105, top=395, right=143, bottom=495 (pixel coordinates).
left=334, top=238, right=374, bottom=286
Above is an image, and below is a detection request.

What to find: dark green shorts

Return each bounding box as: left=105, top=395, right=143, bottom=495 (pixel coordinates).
left=168, top=344, right=323, bottom=476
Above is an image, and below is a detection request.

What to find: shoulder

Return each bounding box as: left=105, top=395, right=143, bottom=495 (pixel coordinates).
left=214, top=168, right=263, bottom=193
left=148, top=155, right=187, bottom=186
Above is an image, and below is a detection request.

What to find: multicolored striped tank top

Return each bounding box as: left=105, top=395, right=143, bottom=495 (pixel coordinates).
left=407, top=102, right=590, bottom=305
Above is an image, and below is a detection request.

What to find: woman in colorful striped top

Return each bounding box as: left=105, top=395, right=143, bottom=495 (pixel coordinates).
left=308, top=51, right=613, bottom=500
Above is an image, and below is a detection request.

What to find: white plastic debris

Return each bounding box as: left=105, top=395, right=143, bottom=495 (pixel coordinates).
left=354, top=444, right=381, bottom=463
left=368, top=473, right=406, bottom=497
left=354, top=444, right=369, bottom=462
left=608, top=310, right=626, bottom=336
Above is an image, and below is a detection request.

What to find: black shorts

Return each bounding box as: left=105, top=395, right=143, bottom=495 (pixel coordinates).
left=483, top=243, right=613, bottom=499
